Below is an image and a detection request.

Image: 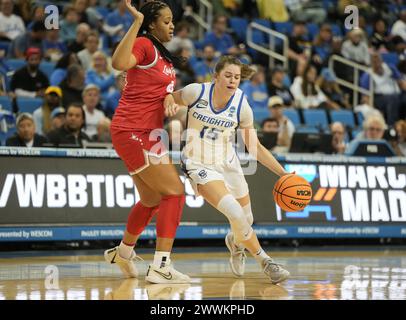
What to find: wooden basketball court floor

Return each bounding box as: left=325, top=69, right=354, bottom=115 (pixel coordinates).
left=0, top=247, right=406, bottom=300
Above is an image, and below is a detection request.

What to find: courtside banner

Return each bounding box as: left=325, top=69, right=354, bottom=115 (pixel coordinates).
left=0, top=148, right=405, bottom=239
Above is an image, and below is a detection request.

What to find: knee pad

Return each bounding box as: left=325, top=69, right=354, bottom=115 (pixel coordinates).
left=217, top=194, right=253, bottom=244
left=156, top=194, right=185, bottom=238
left=243, top=203, right=254, bottom=226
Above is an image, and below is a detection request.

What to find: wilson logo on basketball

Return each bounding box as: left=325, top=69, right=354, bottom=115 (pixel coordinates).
left=290, top=200, right=306, bottom=208
left=297, top=190, right=311, bottom=196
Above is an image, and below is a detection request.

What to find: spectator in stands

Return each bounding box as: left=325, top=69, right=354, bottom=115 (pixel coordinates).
left=256, top=0, right=289, bottom=22
left=341, top=29, right=370, bottom=66
left=50, top=52, right=81, bottom=86
left=105, top=71, right=125, bottom=118
left=312, top=24, right=334, bottom=69
left=0, top=0, right=26, bottom=41
left=77, top=31, right=100, bottom=71
left=360, top=53, right=405, bottom=125
left=261, top=117, right=279, bottom=133
left=13, top=0, right=33, bottom=24
left=73, top=0, right=91, bottom=26
left=392, top=36, right=406, bottom=61
left=354, top=114, right=387, bottom=141
left=8, top=20, right=46, bottom=58
left=240, top=65, right=268, bottom=109
left=27, top=5, right=45, bottom=31
left=50, top=107, right=66, bottom=132
left=43, top=29, right=67, bottom=63
left=47, top=102, right=90, bottom=147
left=166, top=21, right=196, bottom=57
left=33, top=86, right=63, bottom=135
left=393, top=119, right=406, bottom=156
left=92, top=117, right=112, bottom=143
left=106, top=0, right=134, bottom=44
left=6, top=113, right=47, bottom=147
left=60, top=63, right=85, bottom=108
left=175, top=47, right=196, bottom=86
left=317, top=68, right=350, bottom=110
left=330, top=122, right=347, bottom=154
left=10, top=47, right=49, bottom=99
left=82, top=84, right=105, bottom=138
left=195, top=44, right=217, bottom=83
left=398, top=59, right=406, bottom=119
left=391, top=9, right=406, bottom=42
left=85, top=51, right=115, bottom=99
left=288, top=20, right=311, bottom=79
left=267, top=96, right=294, bottom=148
left=370, top=18, right=391, bottom=52
left=267, top=65, right=295, bottom=107
left=259, top=117, right=287, bottom=152
left=67, top=23, right=90, bottom=53
left=59, top=5, right=80, bottom=44
left=202, top=15, right=239, bottom=56
left=290, top=63, right=327, bottom=109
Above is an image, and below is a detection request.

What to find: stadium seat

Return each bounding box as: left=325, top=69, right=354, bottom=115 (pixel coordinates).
left=0, top=41, right=10, bottom=56
left=229, top=17, right=248, bottom=43
left=252, top=108, right=270, bottom=123
left=0, top=96, right=12, bottom=112
left=95, top=7, right=110, bottom=18
left=307, top=23, right=319, bottom=41
left=39, top=61, right=55, bottom=79
left=273, top=22, right=293, bottom=35
left=283, top=109, right=301, bottom=126
left=330, top=110, right=356, bottom=128
left=331, top=24, right=343, bottom=37
left=303, top=109, right=329, bottom=130
left=16, top=97, right=43, bottom=113
left=5, top=58, right=25, bottom=71
left=356, top=112, right=364, bottom=127
left=381, top=53, right=399, bottom=66
left=295, top=126, right=320, bottom=134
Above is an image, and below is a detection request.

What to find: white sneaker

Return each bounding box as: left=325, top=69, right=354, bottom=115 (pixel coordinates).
left=225, top=232, right=246, bottom=277
left=145, top=263, right=191, bottom=284
left=146, top=283, right=190, bottom=300
left=104, top=246, right=142, bottom=278
left=262, top=258, right=290, bottom=284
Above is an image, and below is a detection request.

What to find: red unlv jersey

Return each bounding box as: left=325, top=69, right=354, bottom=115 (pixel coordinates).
left=112, top=37, right=176, bottom=130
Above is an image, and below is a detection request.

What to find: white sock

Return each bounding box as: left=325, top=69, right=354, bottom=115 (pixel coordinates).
left=118, top=241, right=134, bottom=259
left=153, top=251, right=171, bottom=268
left=254, top=248, right=270, bottom=265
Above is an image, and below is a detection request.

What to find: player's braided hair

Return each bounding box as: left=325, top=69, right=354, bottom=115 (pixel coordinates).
left=214, top=56, right=256, bottom=81
left=138, top=0, right=184, bottom=68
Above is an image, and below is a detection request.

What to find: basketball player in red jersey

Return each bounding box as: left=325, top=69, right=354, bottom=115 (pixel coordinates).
left=104, top=0, right=190, bottom=284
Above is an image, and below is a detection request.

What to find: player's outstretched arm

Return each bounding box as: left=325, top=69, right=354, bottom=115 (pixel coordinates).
left=241, top=124, right=288, bottom=177
left=112, top=0, right=143, bottom=71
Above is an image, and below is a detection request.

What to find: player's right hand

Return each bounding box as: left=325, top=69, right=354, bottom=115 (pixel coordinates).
left=125, top=0, right=144, bottom=22
left=164, top=103, right=180, bottom=117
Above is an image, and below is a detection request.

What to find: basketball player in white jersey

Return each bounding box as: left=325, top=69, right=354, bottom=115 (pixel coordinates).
left=164, top=56, right=290, bottom=284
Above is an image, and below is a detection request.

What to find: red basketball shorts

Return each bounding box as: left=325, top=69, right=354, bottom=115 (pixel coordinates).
left=111, top=128, right=168, bottom=175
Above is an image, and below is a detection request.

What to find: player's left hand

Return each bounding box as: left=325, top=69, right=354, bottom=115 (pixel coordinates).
left=164, top=103, right=181, bottom=117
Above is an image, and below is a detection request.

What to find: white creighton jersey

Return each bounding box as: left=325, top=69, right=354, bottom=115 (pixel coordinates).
left=181, top=82, right=253, bottom=165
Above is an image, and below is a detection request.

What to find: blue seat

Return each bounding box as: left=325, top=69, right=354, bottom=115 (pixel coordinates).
left=295, top=126, right=320, bottom=134
left=330, top=110, right=356, bottom=128
left=0, top=131, right=6, bottom=146
left=0, top=41, right=10, bottom=56
left=273, top=22, right=293, bottom=35
left=253, top=108, right=270, bottom=123
left=331, top=24, right=343, bottom=37
left=16, top=97, right=43, bottom=113
left=96, top=7, right=111, bottom=19
left=0, top=96, right=12, bottom=112
left=356, top=112, right=364, bottom=126
left=39, top=61, right=55, bottom=79
left=229, top=17, right=248, bottom=43
left=283, top=109, right=301, bottom=126
left=5, top=58, right=25, bottom=71
left=381, top=53, right=399, bottom=67
left=303, top=109, right=329, bottom=130
left=252, top=19, right=272, bottom=45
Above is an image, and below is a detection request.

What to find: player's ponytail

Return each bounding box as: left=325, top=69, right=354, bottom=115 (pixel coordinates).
left=138, top=1, right=185, bottom=68
left=214, top=56, right=256, bottom=81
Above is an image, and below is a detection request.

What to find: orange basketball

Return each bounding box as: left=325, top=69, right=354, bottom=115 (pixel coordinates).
left=273, top=174, right=312, bottom=212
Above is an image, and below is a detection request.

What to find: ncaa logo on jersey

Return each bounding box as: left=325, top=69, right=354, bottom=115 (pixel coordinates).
left=228, top=106, right=236, bottom=117
left=198, top=170, right=207, bottom=179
